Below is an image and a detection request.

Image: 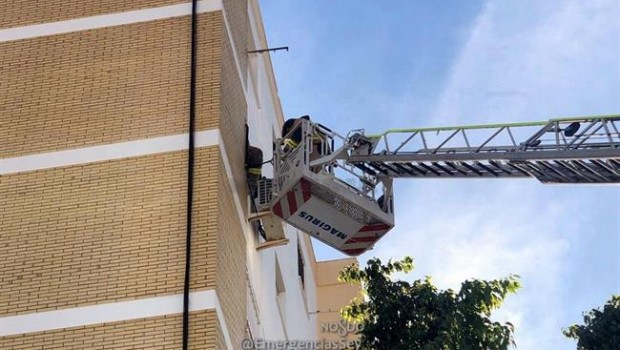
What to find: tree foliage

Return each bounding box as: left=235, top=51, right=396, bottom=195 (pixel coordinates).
left=563, top=295, right=620, bottom=350
left=339, top=257, right=520, bottom=350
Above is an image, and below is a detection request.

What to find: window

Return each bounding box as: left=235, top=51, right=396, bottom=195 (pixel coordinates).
left=275, top=257, right=287, bottom=336
left=297, top=242, right=305, bottom=288
left=275, top=259, right=286, bottom=295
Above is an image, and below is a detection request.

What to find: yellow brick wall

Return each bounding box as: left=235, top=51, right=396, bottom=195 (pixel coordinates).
left=0, top=13, right=222, bottom=158
left=213, top=7, right=253, bottom=345
left=222, top=0, right=249, bottom=85
left=0, top=0, right=186, bottom=28
left=216, top=160, right=247, bottom=349
left=219, top=28, right=249, bottom=213
left=0, top=310, right=219, bottom=349
left=0, top=148, right=219, bottom=316
left=1, top=1, right=254, bottom=348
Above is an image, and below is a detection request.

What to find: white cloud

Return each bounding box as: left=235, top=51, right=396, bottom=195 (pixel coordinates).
left=371, top=182, right=599, bottom=349
left=371, top=0, right=619, bottom=349
left=432, top=0, right=620, bottom=123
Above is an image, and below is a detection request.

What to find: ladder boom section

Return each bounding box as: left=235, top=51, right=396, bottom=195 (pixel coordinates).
left=347, top=115, right=620, bottom=183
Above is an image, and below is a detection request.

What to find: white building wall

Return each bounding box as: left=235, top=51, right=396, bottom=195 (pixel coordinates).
left=244, top=0, right=319, bottom=343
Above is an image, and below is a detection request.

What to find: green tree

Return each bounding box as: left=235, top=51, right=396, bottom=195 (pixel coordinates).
left=563, top=295, right=620, bottom=350
left=339, top=257, right=520, bottom=350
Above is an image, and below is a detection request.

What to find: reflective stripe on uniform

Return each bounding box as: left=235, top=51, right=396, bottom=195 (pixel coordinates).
left=247, top=168, right=262, bottom=176
left=284, top=138, right=299, bottom=148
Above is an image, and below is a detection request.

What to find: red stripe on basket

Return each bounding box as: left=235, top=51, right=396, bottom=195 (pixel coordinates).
left=345, top=235, right=379, bottom=245
left=287, top=190, right=298, bottom=215
left=273, top=201, right=283, bottom=218
left=359, top=223, right=391, bottom=232
left=300, top=179, right=312, bottom=202
left=342, top=248, right=366, bottom=256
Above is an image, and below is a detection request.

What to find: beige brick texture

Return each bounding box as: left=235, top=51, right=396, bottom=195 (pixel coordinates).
left=0, top=0, right=187, bottom=29
left=222, top=0, right=249, bottom=85
left=219, top=27, right=249, bottom=215
left=0, top=310, right=220, bottom=350
left=216, top=160, right=247, bottom=349
left=0, top=148, right=219, bottom=316
left=1, top=1, right=254, bottom=347
left=211, top=15, right=252, bottom=348
left=0, top=13, right=222, bottom=158
left=213, top=2, right=253, bottom=346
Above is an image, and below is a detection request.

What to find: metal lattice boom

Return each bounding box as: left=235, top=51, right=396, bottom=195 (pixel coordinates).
left=346, top=115, right=620, bottom=184
left=263, top=115, right=619, bottom=256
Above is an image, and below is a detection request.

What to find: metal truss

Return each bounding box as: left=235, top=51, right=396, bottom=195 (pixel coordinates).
left=346, top=115, right=620, bottom=184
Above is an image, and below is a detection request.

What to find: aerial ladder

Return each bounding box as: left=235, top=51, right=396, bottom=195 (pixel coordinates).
left=251, top=115, right=620, bottom=256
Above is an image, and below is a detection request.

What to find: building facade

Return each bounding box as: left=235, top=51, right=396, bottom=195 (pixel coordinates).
left=316, top=258, right=362, bottom=346
left=0, top=0, right=358, bottom=349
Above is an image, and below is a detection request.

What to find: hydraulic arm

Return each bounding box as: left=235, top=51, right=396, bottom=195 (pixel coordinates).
left=256, top=114, right=620, bottom=256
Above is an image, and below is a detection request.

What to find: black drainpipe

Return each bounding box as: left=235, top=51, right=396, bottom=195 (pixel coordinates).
left=183, top=0, right=199, bottom=348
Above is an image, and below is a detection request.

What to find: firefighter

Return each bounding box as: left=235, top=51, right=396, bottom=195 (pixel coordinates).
left=281, top=115, right=309, bottom=151
left=246, top=145, right=263, bottom=198
left=377, top=194, right=392, bottom=213
left=281, top=115, right=329, bottom=159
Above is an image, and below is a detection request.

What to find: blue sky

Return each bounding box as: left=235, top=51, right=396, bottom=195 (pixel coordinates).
left=259, top=1, right=620, bottom=349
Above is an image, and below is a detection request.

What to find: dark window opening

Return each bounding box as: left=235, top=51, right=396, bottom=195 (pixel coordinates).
left=297, top=242, right=305, bottom=288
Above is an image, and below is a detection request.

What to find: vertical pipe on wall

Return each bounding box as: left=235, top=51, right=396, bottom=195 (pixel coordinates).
left=183, top=0, right=199, bottom=348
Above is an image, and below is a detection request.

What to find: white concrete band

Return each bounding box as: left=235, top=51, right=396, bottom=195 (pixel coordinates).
left=0, top=127, right=247, bottom=254
left=0, top=130, right=219, bottom=175
left=0, top=0, right=223, bottom=43
left=1, top=129, right=249, bottom=252
left=0, top=132, right=243, bottom=350
left=0, top=291, right=216, bottom=336
left=0, top=290, right=234, bottom=349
